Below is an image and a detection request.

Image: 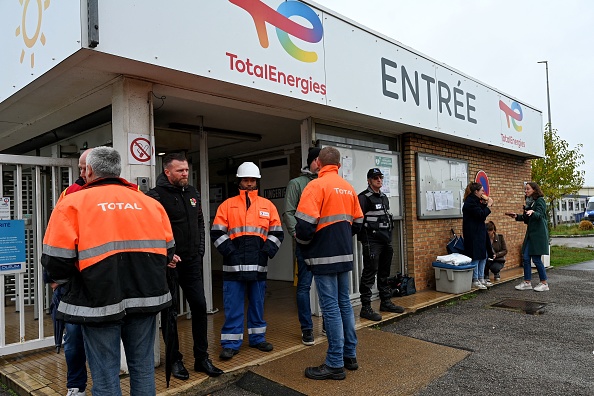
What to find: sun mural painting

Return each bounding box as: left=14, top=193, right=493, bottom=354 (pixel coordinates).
left=14, top=0, right=50, bottom=68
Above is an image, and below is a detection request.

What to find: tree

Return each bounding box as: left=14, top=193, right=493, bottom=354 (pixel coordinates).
left=531, top=124, right=585, bottom=227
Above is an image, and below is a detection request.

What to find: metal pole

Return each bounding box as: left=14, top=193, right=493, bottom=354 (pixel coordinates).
left=538, top=60, right=556, bottom=227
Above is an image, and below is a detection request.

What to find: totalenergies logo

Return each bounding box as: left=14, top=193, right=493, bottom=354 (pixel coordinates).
left=14, top=0, right=51, bottom=68
left=230, top=0, right=323, bottom=63
left=499, top=100, right=523, bottom=132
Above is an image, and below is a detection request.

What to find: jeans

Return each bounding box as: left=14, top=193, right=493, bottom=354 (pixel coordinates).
left=172, top=255, right=209, bottom=361
left=82, top=314, right=157, bottom=396
left=64, top=322, right=87, bottom=391
left=471, top=258, right=487, bottom=281
left=295, top=245, right=314, bottom=330
left=314, top=271, right=357, bottom=368
left=359, top=241, right=393, bottom=304
left=523, top=240, right=547, bottom=282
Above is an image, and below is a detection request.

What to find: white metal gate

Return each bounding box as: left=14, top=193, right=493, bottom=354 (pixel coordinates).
left=0, top=154, right=77, bottom=356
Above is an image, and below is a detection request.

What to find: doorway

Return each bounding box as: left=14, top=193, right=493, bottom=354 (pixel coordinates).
left=258, top=156, right=292, bottom=281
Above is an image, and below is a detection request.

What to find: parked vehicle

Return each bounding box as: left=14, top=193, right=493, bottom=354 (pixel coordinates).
left=585, top=197, right=594, bottom=223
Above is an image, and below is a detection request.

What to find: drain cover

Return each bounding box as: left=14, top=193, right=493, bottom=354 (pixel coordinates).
left=490, top=299, right=547, bottom=315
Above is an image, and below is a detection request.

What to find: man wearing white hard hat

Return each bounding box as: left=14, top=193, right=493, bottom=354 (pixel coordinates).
left=211, top=162, right=284, bottom=360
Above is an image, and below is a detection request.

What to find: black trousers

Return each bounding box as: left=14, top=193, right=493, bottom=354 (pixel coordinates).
left=359, top=240, right=393, bottom=305
left=163, top=254, right=209, bottom=362
left=485, top=259, right=505, bottom=278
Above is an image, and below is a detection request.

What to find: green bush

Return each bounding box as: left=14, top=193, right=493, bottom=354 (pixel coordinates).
left=578, top=220, right=594, bottom=231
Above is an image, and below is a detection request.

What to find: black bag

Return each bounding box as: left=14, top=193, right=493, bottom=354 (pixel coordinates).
left=387, top=273, right=416, bottom=297
left=446, top=228, right=465, bottom=254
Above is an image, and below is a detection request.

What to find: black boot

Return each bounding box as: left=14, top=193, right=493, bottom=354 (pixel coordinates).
left=359, top=305, right=382, bottom=321
left=380, top=300, right=405, bottom=313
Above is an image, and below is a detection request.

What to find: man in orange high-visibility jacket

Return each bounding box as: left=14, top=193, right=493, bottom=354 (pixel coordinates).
left=295, top=146, right=364, bottom=381
left=211, top=161, right=284, bottom=361
left=41, top=147, right=175, bottom=396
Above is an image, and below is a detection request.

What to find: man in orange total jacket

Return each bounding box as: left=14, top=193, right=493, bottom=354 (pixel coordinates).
left=295, top=146, right=364, bottom=381
left=210, top=161, right=284, bottom=361
left=41, top=147, right=174, bottom=396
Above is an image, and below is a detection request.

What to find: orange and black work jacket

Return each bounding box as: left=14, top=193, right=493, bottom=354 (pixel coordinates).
left=41, top=178, right=175, bottom=324
left=211, top=189, right=284, bottom=281
left=295, top=165, right=364, bottom=275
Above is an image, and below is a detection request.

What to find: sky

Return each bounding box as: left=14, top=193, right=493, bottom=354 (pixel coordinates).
left=314, top=0, right=593, bottom=186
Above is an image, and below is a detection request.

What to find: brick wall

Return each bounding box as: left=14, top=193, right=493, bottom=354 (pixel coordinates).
left=402, top=133, right=533, bottom=290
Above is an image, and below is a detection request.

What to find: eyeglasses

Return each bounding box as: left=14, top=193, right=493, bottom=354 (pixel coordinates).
left=372, top=176, right=384, bottom=180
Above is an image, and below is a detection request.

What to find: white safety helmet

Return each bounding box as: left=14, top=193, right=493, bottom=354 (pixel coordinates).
left=236, top=162, right=261, bottom=178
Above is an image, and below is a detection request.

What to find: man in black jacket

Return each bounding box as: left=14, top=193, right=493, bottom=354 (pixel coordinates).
left=146, top=152, right=223, bottom=378
left=358, top=168, right=404, bottom=322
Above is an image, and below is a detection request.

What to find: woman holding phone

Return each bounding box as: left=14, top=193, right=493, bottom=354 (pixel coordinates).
left=505, top=182, right=549, bottom=292
left=463, top=182, right=493, bottom=290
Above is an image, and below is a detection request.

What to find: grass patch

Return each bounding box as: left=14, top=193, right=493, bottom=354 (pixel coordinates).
left=0, top=383, right=18, bottom=396
left=550, top=224, right=594, bottom=236
left=550, top=245, right=594, bottom=267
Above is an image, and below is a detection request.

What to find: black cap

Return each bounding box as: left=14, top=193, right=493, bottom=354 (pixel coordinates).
left=367, top=168, right=383, bottom=179
left=306, top=147, right=321, bottom=167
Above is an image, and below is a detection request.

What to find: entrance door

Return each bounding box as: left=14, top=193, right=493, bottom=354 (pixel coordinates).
left=0, top=154, right=77, bottom=356
left=258, top=156, right=292, bottom=281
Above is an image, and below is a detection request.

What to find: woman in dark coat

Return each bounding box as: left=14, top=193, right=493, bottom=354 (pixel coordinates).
left=462, top=182, right=493, bottom=290
left=505, top=182, right=550, bottom=292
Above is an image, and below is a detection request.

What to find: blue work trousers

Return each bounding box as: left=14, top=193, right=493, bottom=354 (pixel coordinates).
left=221, top=280, right=267, bottom=350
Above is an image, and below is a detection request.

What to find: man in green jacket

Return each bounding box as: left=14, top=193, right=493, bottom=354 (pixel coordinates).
left=283, top=147, right=320, bottom=346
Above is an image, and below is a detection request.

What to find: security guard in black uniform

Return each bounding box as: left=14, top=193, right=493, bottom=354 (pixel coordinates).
left=358, top=168, right=404, bottom=321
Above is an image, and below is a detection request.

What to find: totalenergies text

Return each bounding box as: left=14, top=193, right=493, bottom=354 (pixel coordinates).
left=226, top=52, right=326, bottom=96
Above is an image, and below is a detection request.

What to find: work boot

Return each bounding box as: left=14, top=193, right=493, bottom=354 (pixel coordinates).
left=305, top=363, right=346, bottom=380
left=359, top=305, right=382, bottom=321
left=380, top=300, right=405, bottom=313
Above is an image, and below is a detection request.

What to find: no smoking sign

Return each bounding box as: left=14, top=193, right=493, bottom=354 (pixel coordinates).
left=128, top=133, right=154, bottom=165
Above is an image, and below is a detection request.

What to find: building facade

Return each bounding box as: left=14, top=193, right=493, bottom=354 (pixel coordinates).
left=1, top=0, right=541, bottom=354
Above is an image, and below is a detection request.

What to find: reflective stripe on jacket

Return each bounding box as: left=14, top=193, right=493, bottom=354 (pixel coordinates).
left=41, top=178, right=175, bottom=323
left=294, top=165, right=364, bottom=275
left=211, top=189, right=284, bottom=281
left=358, top=186, right=392, bottom=244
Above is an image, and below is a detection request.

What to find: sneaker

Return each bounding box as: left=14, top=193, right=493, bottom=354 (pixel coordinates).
left=473, top=281, right=487, bottom=290
left=482, top=279, right=493, bottom=287
left=66, top=389, right=86, bottom=396
left=494, top=275, right=501, bottom=281
left=515, top=281, right=533, bottom=291
left=379, top=300, right=405, bottom=313
left=533, top=283, right=549, bottom=292
left=359, top=305, right=382, bottom=321
left=219, top=348, right=239, bottom=360
left=305, top=363, right=346, bottom=380
left=302, top=329, right=315, bottom=346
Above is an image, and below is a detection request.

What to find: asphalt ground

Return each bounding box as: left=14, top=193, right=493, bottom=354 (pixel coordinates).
left=213, top=260, right=594, bottom=396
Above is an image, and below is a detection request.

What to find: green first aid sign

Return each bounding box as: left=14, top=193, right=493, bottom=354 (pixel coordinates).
left=375, top=156, right=392, bottom=168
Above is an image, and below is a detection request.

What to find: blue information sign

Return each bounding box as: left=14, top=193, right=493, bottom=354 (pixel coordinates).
left=0, top=220, right=26, bottom=274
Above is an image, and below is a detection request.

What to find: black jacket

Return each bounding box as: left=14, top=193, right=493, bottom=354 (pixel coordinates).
left=146, top=173, right=205, bottom=259
left=357, top=186, right=392, bottom=244
left=462, top=193, right=491, bottom=260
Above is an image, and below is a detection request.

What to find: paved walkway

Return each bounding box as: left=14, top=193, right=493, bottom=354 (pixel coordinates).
left=213, top=261, right=594, bottom=396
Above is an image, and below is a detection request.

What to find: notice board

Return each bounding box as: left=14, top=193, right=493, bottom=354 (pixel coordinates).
left=416, top=153, right=468, bottom=219
left=320, top=141, right=402, bottom=219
